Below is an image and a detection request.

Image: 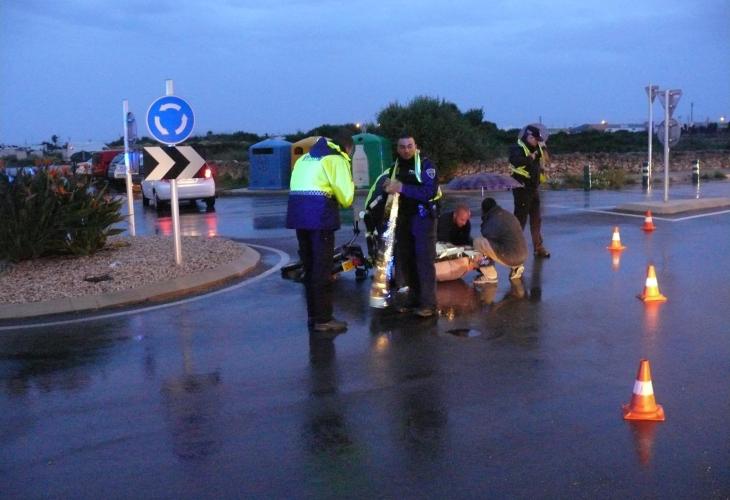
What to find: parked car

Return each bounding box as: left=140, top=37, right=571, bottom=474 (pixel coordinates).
left=74, top=161, right=93, bottom=175
left=107, top=151, right=143, bottom=182
left=90, top=149, right=123, bottom=178
left=2, top=166, right=37, bottom=182
left=141, top=162, right=216, bottom=211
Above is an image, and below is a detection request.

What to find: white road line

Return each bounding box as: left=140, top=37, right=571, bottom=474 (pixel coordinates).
left=0, top=244, right=289, bottom=331
left=545, top=204, right=730, bottom=221
left=672, top=209, right=730, bottom=221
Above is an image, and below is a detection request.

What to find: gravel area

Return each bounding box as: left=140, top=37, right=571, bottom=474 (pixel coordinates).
left=0, top=236, right=247, bottom=305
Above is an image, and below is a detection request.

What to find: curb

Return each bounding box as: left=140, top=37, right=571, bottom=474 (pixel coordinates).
left=616, top=197, right=730, bottom=215
left=0, top=245, right=261, bottom=320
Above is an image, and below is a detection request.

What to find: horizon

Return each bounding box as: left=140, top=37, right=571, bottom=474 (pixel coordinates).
left=3, top=116, right=726, bottom=151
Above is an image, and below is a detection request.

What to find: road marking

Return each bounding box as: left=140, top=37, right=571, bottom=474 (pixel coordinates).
left=0, top=244, right=289, bottom=331
left=545, top=204, right=730, bottom=221
left=672, top=209, right=730, bottom=221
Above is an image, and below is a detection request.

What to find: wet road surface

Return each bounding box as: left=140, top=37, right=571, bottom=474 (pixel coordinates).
left=1, top=183, right=729, bottom=498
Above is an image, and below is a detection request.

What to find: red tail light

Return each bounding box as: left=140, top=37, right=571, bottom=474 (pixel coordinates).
left=195, top=164, right=213, bottom=179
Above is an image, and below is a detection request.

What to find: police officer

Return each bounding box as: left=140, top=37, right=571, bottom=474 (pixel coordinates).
left=510, top=125, right=550, bottom=258
left=383, top=133, right=441, bottom=317
left=286, top=135, right=355, bottom=334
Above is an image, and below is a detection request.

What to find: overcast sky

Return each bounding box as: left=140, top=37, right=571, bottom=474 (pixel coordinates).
left=1, top=0, right=728, bottom=147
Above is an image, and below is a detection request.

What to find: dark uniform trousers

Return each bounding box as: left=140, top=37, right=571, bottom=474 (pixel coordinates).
left=296, top=229, right=335, bottom=323
left=512, top=187, right=544, bottom=250
left=395, top=213, right=437, bottom=308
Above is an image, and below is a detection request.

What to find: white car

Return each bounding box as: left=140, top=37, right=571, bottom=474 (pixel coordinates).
left=107, top=152, right=141, bottom=181
left=141, top=163, right=216, bottom=211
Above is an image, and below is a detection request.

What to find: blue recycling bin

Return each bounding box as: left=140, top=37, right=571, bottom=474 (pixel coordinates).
left=248, top=138, right=292, bottom=189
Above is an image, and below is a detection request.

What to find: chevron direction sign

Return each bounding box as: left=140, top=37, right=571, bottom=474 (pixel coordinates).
left=143, top=146, right=205, bottom=181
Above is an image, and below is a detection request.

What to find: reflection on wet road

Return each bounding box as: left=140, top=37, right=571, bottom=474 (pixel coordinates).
left=1, top=184, right=730, bottom=497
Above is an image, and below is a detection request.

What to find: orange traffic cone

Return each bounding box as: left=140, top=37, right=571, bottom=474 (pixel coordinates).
left=607, top=226, right=626, bottom=251
left=637, top=265, right=667, bottom=302
left=642, top=210, right=656, bottom=232
left=623, top=359, right=665, bottom=421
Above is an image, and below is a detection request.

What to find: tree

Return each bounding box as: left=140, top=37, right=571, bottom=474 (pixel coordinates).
left=375, top=96, right=492, bottom=178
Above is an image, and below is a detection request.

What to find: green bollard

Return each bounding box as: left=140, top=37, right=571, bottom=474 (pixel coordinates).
left=691, top=159, right=700, bottom=185
left=583, top=164, right=592, bottom=191
left=641, top=162, right=650, bottom=190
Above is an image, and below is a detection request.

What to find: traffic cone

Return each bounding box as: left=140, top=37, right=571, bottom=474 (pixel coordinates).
left=642, top=210, right=656, bottom=232
left=623, top=359, right=665, bottom=421
left=637, top=265, right=667, bottom=302
left=607, top=226, right=626, bottom=251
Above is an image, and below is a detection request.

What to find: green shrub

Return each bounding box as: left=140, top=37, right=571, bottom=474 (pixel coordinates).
left=216, top=171, right=248, bottom=189
left=0, top=169, right=123, bottom=262
left=555, top=173, right=584, bottom=189
left=592, top=168, right=627, bottom=189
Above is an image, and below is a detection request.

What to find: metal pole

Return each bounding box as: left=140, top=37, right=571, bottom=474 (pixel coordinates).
left=165, top=79, right=182, bottom=265
left=647, top=83, right=653, bottom=191
left=663, top=89, right=670, bottom=202
left=171, top=179, right=182, bottom=265
left=122, top=99, right=136, bottom=236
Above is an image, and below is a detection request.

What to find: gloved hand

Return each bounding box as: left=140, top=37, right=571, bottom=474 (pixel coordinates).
left=383, top=179, right=402, bottom=194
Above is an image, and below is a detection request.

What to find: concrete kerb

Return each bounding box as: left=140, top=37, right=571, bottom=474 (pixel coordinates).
left=616, top=197, right=730, bottom=215
left=0, top=245, right=261, bottom=320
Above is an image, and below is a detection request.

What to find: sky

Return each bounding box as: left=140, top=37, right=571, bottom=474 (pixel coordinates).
left=1, top=0, right=728, bottom=149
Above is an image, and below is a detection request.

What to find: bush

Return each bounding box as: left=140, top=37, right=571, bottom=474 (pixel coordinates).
left=592, top=168, right=628, bottom=189
left=0, top=169, right=123, bottom=262
left=376, top=96, right=492, bottom=178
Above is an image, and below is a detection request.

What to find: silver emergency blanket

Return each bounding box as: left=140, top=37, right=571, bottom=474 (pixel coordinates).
left=369, top=193, right=399, bottom=308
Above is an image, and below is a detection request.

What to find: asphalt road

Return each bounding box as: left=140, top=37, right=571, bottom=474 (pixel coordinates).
left=1, top=182, right=729, bottom=498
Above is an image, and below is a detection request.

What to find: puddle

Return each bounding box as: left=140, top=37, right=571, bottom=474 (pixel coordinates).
left=445, top=328, right=482, bottom=338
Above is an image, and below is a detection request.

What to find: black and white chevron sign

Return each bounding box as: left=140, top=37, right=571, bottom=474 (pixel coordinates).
left=143, top=146, right=205, bottom=181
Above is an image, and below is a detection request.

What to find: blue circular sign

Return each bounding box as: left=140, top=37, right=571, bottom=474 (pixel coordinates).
left=146, top=95, right=195, bottom=145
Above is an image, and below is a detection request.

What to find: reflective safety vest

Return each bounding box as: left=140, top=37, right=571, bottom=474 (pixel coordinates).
left=392, top=150, right=443, bottom=202
left=510, top=139, right=545, bottom=180
left=324, top=140, right=351, bottom=164
left=289, top=145, right=353, bottom=207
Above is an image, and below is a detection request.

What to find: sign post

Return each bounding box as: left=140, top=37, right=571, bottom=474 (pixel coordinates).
left=645, top=84, right=659, bottom=192
left=122, top=100, right=136, bottom=236
left=656, top=89, right=682, bottom=202
left=146, top=79, right=196, bottom=265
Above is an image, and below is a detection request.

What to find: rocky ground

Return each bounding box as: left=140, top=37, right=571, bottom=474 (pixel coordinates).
left=0, top=235, right=246, bottom=305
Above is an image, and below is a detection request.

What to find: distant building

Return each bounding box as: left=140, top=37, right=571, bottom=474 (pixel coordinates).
left=0, top=147, right=29, bottom=160
left=569, top=123, right=647, bottom=133
left=605, top=123, right=646, bottom=133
